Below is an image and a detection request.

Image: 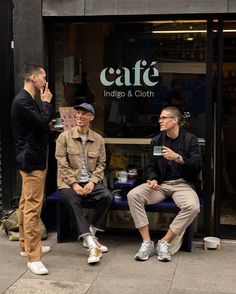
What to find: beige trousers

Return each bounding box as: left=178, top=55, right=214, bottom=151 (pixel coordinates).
left=127, top=179, right=200, bottom=236
left=19, top=169, right=47, bottom=262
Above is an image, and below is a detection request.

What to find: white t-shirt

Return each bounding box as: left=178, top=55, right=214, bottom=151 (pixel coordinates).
left=79, top=135, right=90, bottom=183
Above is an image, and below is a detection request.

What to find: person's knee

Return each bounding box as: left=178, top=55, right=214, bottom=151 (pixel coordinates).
left=60, top=189, right=77, bottom=206
left=98, top=186, right=113, bottom=204
left=127, top=189, right=142, bottom=205
left=127, top=190, right=135, bottom=203
left=192, top=202, right=200, bottom=215
left=104, top=190, right=113, bottom=204
left=186, top=201, right=200, bottom=216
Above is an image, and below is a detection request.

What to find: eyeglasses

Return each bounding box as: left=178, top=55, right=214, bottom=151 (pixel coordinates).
left=158, top=116, right=174, bottom=121
left=76, top=112, right=92, bottom=118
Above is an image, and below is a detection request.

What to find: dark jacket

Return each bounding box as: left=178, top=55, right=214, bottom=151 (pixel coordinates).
left=148, top=128, right=203, bottom=194
left=11, top=89, right=53, bottom=171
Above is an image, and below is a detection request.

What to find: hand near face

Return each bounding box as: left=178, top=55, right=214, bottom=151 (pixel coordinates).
left=40, top=82, right=52, bottom=103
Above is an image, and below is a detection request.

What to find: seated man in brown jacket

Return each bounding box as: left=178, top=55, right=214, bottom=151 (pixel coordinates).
left=55, top=103, right=113, bottom=264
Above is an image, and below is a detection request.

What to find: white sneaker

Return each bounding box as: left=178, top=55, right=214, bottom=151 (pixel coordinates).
left=83, top=237, right=108, bottom=253
left=135, top=241, right=155, bottom=261
left=156, top=240, right=171, bottom=262
left=20, top=246, right=51, bottom=257
left=87, top=245, right=102, bottom=264
left=27, top=261, right=49, bottom=275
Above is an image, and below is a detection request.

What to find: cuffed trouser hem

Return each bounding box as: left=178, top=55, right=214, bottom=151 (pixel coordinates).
left=135, top=222, right=149, bottom=229
left=91, top=226, right=105, bottom=232
left=169, top=225, right=180, bottom=236
left=78, top=232, right=91, bottom=240
left=169, top=208, right=200, bottom=236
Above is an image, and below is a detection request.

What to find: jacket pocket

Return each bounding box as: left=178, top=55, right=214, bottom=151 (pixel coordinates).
left=16, top=143, right=46, bottom=170
left=88, top=151, right=99, bottom=171
left=67, top=147, right=81, bottom=168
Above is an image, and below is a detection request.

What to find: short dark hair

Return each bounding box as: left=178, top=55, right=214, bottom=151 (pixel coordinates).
left=162, top=106, right=182, bottom=124
left=22, top=64, right=44, bottom=81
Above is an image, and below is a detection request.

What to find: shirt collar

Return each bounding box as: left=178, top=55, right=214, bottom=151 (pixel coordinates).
left=71, top=127, right=96, bottom=142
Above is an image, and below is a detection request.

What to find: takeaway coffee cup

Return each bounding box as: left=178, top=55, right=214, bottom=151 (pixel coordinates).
left=116, top=170, right=128, bottom=183
left=54, top=117, right=64, bottom=129
left=153, top=145, right=163, bottom=156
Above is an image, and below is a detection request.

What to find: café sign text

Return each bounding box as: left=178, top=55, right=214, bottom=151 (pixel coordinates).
left=100, top=60, right=159, bottom=87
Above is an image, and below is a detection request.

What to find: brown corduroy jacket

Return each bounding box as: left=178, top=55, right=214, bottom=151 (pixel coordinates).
left=55, top=127, right=106, bottom=189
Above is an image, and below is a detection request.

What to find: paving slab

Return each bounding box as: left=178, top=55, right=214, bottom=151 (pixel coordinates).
left=0, top=244, right=27, bottom=293
left=170, top=290, right=235, bottom=294
left=5, top=278, right=90, bottom=294
left=179, top=241, right=236, bottom=267
left=86, top=277, right=170, bottom=294
left=172, top=262, right=236, bottom=293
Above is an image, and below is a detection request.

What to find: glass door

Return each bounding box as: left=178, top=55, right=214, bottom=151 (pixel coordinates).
left=219, top=20, right=236, bottom=237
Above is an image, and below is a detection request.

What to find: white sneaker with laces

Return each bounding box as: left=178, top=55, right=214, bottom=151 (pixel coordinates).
left=87, top=245, right=102, bottom=264
left=135, top=241, right=155, bottom=261
left=27, top=261, right=49, bottom=275
left=20, top=245, right=51, bottom=257
left=83, top=237, right=108, bottom=253
left=156, top=240, right=171, bottom=262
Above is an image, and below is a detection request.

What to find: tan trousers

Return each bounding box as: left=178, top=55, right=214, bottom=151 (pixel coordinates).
left=19, top=169, right=47, bottom=262
left=127, top=179, right=200, bottom=236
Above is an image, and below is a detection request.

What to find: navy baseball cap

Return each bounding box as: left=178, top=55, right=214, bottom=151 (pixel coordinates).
left=74, top=103, right=95, bottom=115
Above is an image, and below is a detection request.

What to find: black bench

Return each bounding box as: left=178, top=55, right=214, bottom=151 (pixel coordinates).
left=46, top=190, right=204, bottom=252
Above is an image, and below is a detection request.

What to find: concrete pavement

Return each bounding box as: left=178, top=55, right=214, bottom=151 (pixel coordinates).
left=0, top=230, right=236, bottom=294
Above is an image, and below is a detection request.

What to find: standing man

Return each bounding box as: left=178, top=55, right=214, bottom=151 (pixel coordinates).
left=11, top=64, right=53, bottom=275
left=128, top=106, right=202, bottom=262
left=55, top=103, right=113, bottom=265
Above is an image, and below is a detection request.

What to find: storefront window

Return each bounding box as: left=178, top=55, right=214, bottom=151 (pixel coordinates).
left=219, top=20, right=236, bottom=227
left=52, top=20, right=207, bottom=139
left=51, top=20, right=207, bottom=232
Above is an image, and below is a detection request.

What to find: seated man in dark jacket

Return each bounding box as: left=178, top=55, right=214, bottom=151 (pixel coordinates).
left=128, top=106, right=203, bottom=262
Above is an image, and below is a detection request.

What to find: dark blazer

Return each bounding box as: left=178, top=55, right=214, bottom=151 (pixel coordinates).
left=148, top=128, right=203, bottom=194
left=11, top=89, right=53, bottom=171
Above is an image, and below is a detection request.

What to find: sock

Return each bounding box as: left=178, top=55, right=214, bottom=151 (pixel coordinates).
left=89, top=225, right=97, bottom=237
left=143, top=240, right=151, bottom=244
left=160, top=239, right=170, bottom=245
left=84, top=234, right=96, bottom=248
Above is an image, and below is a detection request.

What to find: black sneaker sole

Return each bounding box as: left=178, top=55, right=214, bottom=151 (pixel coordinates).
left=135, top=256, right=149, bottom=261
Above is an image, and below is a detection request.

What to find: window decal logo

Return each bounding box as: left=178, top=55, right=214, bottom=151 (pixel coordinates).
left=100, top=60, right=159, bottom=87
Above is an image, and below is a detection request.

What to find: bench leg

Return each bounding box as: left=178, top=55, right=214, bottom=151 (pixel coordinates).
left=181, top=224, right=193, bottom=252
left=56, top=201, right=62, bottom=242
left=56, top=201, right=70, bottom=243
